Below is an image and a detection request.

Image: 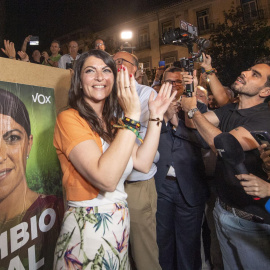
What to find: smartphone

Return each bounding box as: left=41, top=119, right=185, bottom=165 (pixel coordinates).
left=66, top=62, right=73, bottom=69
left=30, top=36, right=39, bottom=46
left=250, top=131, right=270, bottom=150
left=138, top=63, right=144, bottom=75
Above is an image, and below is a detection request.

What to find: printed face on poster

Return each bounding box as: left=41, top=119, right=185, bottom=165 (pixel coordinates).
left=0, top=81, right=64, bottom=270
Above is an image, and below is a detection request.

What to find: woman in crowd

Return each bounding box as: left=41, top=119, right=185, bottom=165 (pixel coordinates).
left=0, top=88, right=63, bottom=268
left=53, top=49, right=175, bottom=269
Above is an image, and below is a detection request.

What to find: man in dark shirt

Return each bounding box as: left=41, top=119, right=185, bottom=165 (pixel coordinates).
left=155, top=67, right=209, bottom=270
left=181, top=57, right=270, bottom=269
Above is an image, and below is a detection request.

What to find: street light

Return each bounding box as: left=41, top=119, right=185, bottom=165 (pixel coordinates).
left=120, top=30, right=135, bottom=53
left=121, top=31, right=133, bottom=40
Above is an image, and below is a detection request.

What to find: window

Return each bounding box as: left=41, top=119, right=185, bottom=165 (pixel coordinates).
left=138, top=57, right=151, bottom=72
left=162, top=20, right=173, bottom=34
left=197, top=9, right=210, bottom=33
left=165, top=56, right=176, bottom=67
left=241, top=0, right=258, bottom=20
left=138, top=28, right=150, bottom=49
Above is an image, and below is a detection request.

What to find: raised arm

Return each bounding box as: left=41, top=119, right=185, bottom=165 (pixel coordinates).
left=132, top=82, right=176, bottom=172
left=21, top=35, right=31, bottom=52
left=201, top=53, right=230, bottom=106
left=181, top=94, right=258, bottom=152
left=1, top=40, right=16, bottom=59
left=67, top=66, right=141, bottom=192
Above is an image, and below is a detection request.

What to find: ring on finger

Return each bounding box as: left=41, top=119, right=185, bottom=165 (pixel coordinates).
left=124, top=86, right=130, bottom=89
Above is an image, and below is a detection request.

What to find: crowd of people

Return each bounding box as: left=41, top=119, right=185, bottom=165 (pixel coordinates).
left=1, top=35, right=270, bottom=270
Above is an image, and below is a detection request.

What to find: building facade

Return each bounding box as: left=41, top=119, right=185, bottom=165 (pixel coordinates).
left=57, top=0, right=270, bottom=73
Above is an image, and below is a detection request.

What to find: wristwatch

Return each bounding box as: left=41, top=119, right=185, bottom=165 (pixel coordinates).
left=187, top=108, right=199, bottom=119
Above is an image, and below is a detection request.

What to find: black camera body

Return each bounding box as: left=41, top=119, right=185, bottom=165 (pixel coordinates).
left=162, top=20, right=211, bottom=97
left=162, top=20, right=210, bottom=56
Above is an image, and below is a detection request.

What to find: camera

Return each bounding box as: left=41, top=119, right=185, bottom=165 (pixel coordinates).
left=162, top=20, right=211, bottom=97
left=30, top=36, right=39, bottom=46
left=66, top=62, right=73, bottom=69
left=162, top=20, right=210, bottom=57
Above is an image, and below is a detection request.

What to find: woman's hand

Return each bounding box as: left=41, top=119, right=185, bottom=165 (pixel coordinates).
left=148, top=82, right=177, bottom=119
left=1, top=40, right=16, bottom=59
left=117, top=65, right=141, bottom=121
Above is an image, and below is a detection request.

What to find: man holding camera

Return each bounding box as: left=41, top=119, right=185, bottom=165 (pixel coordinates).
left=155, top=66, right=209, bottom=270
left=42, top=40, right=61, bottom=67
left=58, top=40, right=81, bottom=69
left=181, top=57, right=270, bottom=269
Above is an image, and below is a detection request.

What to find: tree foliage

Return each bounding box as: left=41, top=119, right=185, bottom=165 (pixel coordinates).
left=208, top=5, right=270, bottom=86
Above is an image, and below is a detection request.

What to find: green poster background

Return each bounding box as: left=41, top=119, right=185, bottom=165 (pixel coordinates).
left=0, top=81, right=63, bottom=270
left=0, top=81, right=62, bottom=196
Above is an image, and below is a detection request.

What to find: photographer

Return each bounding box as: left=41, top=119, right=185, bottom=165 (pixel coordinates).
left=181, top=57, right=270, bottom=269
left=42, top=40, right=61, bottom=67
left=155, top=66, right=209, bottom=270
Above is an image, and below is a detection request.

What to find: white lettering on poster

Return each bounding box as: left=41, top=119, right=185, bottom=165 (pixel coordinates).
left=0, top=231, right=8, bottom=259
left=28, top=245, right=44, bottom=270
left=7, top=255, right=25, bottom=270
left=10, top=222, right=30, bottom=253
left=32, top=93, right=51, bottom=104
left=0, top=208, right=56, bottom=266
left=39, top=208, right=56, bottom=232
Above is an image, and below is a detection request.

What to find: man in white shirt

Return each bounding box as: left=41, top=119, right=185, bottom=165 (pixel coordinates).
left=113, top=51, right=161, bottom=270
left=58, top=41, right=81, bottom=69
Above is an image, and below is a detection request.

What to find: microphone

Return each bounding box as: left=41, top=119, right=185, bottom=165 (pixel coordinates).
left=214, top=133, right=260, bottom=201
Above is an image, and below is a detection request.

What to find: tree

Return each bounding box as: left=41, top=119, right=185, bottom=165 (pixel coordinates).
left=208, top=5, right=270, bottom=86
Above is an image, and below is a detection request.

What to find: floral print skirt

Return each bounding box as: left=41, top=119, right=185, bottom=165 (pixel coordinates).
left=53, top=202, right=130, bottom=270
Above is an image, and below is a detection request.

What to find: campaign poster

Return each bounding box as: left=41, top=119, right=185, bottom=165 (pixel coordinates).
left=0, top=81, right=64, bottom=270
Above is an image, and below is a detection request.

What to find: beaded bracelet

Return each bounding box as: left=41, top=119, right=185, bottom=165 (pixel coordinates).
left=113, top=118, right=143, bottom=143
left=205, top=68, right=216, bottom=75
left=122, top=116, right=141, bottom=131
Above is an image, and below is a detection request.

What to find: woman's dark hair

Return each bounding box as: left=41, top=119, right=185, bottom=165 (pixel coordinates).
left=0, top=88, right=31, bottom=137
left=69, top=49, right=122, bottom=142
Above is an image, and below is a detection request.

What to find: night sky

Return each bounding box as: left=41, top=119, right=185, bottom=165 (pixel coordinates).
left=2, top=0, right=180, bottom=54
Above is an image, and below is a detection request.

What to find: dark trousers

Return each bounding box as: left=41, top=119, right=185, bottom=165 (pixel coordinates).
left=156, top=179, right=205, bottom=270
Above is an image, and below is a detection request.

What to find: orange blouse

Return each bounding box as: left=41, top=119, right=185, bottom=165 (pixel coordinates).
left=54, top=108, right=102, bottom=201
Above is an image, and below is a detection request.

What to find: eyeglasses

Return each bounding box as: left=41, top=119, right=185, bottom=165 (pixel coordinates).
left=95, top=43, right=104, bottom=47
left=164, top=79, right=182, bottom=86
left=114, top=58, right=134, bottom=66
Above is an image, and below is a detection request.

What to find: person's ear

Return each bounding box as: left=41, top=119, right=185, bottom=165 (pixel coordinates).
left=259, top=87, right=270, bottom=98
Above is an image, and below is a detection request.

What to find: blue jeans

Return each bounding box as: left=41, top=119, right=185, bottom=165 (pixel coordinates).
left=214, top=200, right=270, bottom=270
